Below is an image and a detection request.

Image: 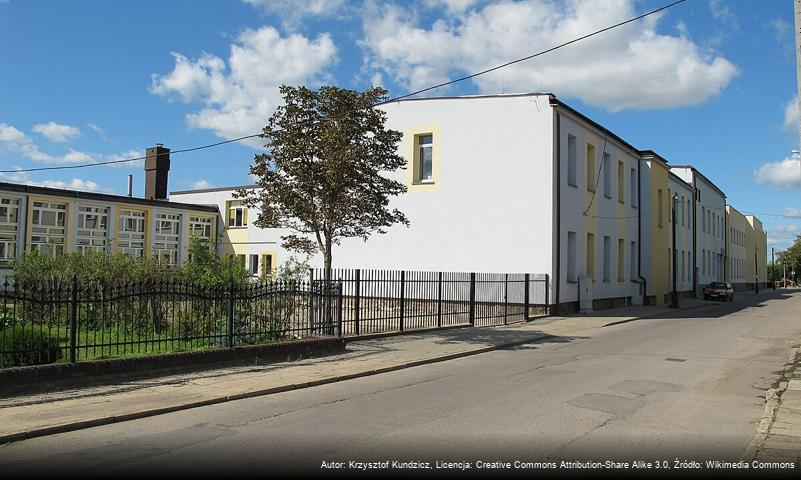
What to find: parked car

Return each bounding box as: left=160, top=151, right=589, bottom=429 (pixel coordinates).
left=703, top=282, right=734, bottom=301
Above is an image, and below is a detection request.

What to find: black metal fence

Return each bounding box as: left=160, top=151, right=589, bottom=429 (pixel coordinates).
left=0, top=269, right=549, bottom=369
left=0, top=278, right=341, bottom=368
left=311, top=269, right=550, bottom=336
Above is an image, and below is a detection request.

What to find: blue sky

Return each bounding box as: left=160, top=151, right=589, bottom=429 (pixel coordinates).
left=0, top=0, right=799, bottom=250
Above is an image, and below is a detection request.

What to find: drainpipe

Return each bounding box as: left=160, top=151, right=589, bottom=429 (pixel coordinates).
left=554, top=112, right=561, bottom=315
left=637, top=158, right=647, bottom=304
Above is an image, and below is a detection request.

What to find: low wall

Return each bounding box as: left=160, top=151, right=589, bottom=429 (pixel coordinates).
left=0, top=337, right=346, bottom=397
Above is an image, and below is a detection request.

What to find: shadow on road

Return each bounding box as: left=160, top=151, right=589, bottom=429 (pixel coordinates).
left=638, top=289, right=800, bottom=320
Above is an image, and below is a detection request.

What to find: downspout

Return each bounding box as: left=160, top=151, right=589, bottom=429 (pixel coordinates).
left=692, top=170, right=698, bottom=298
left=637, top=159, right=647, bottom=304
left=554, top=111, right=561, bottom=315
left=693, top=176, right=698, bottom=298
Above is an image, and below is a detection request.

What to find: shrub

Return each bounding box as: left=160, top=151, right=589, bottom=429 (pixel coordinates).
left=0, top=326, right=65, bottom=367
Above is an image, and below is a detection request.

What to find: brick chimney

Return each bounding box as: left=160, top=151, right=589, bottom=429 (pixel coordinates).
left=145, top=144, right=170, bottom=200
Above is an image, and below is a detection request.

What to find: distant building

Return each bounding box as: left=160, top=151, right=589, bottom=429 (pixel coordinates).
left=0, top=146, right=219, bottom=274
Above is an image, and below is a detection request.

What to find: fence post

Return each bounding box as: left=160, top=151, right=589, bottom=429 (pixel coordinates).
left=337, top=284, right=344, bottom=338
left=69, top=276, right=78, bottom=364
left=469, top=272, right=476, bottom=326
left=503, top=273, right=508, bottom=325
left=308, top=269, right=315, bottom=333
left=544, top=273, right=549, bottom=315
left=227, top=280, right=235, bottom=348
left=437, top=271, right=443, bottom=328
left=524, top=273, right=530, bottom=322
left=399, top=270, right=405, bottom=332
left=354, top=269, right=361, bottom=336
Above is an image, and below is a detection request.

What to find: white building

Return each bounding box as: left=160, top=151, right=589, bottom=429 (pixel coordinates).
left=173, top=94, right=648, bottom=312
left=670, top=166, right=727, bottom=292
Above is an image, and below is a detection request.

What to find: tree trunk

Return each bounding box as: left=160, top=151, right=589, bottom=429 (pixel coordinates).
left=323, top=238, right=333, bottom=334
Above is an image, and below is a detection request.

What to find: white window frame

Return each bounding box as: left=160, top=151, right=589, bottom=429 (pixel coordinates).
left=0, top=197, right=20, bottom=266
left=30, top=200, right=67, bottom=256
left=154, top=212, right=181, bottom=265
left=76, top=205, right=109, bottom=254
left=417, top=134, right=433, bottom=183
left=227, top=200, right=247, bottom=227
left=118, top=209, right=147, bottom=257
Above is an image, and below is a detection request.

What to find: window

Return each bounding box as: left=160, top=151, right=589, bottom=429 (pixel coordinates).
left=668, top=248, right=672, bottom=282
left=630, top=167, right=637, bottom=207
left=703, top=249, right=707, bottom=275
left=617, top=238, right=624, bottom=282
left=31, top=201, right=67, bottom=256
left=0, top=197, right=19, bottom=266
left=567, top=231, right=577, bottom=282
left=190, top=216, right=213, bottom=240
left=415, top=134, right=433, bottom=183
left=603, top=153, right=611, bottom=198
left=680, top=196, right=685, bottom=226
left=630, top=241, right=637, bottom=280
left=76, top=205, right=109, bottom=254
left=586, top=144, right=596, bottom=192
left=686, top=198, right=691, bottom=226
left=236, top=254, right=246, bottom=269
left=249, top=254, right=259, bottom=275
left=261, top=254, right=273, bottom=278
left=617, top=161, right=624, bottom=202
left=586, top=232, right=595, bottom=279
left=681, top=251, right=685, bottom=281
left=658, top=189, right=664, bottom=227
left=154, top=213, right=181, bottom=265
left=567, top=135, right=577, bottom=187
left=227, top=200, right=248, bottom=227
left=118, top=209, right=146, bottom=257
left=603, top=235, right=611, bottom=282
left=702, top=208, right=706, bottom=232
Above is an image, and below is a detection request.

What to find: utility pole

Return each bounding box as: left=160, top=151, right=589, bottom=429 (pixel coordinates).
left=796, top=0, right=801, bottom=149
left=671, top=193, right=679, bottom=308
left=772, top=247, right=776, bottom=290
left=755, top=248, right=759, bottom=294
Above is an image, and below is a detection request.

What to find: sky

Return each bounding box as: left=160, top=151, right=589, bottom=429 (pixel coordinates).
left=0, top=0, right=799, bottom=251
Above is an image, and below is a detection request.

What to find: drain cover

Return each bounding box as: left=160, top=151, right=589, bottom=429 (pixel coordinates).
left=665, top=357, right=687, bottom=362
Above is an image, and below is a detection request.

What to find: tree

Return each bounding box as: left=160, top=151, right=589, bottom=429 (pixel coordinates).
left=238, top=85, right=409, bottom=284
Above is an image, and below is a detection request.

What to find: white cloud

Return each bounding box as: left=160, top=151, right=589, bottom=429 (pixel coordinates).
left=151, top=26, right=337, bottom=147
left=767, top=223, right=800, bottom=250
left=754, top=150, right=801, bottom=188
left=425, top=0, right=485, bottom=14
left=708, top=0, right=738, bottom=30
left=0, top=169, right=110, bottom=193
left=104, top=148, right=145, bottom=168
left=770, top=18, right=790, bottom=42
left=784, top=207, right=801, bottom=218
left=244, top=0, right=347, bottom=30
left=0, top=123, right=96, bottom=164
left=784, top=95, right=798, bottom=131
left=190, top=179, right=215, bottom=190
left=32, top=121, right=81, bottom=143
left=361, top=0, right=738, bottom=110
left=87, top=123, right=105, bottom=135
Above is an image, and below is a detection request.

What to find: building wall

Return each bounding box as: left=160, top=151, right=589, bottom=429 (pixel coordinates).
left=556, top=109, right=641, bottom=306
left=671, top=167, right=726, bottom=291
left=646, top=158, right=670, bottom=305
left=726, top=205, right=750, bottom=287
left=668, top=173, right=694, bottom=297
left=746, top=215, right=768, bottom=286
left=0, top=185, right=218, bottom=274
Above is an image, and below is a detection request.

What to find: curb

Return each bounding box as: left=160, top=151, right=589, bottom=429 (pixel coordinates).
left=743, top=346, right=800, bottom=461
left=601, top=301, right=714, bottom=327
left=0, top=332, right=552, bottom=445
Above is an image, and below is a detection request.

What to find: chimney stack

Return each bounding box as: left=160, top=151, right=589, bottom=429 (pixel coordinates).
left=127, top=175, right=133, bottom=197
left=144, top=144, right=170, bottom=200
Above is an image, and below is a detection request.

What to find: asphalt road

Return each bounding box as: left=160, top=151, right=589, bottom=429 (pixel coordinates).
left=2, top=290, right=800, bottom=476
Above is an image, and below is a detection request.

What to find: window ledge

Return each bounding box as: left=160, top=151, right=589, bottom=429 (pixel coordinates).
left=567, top=183, right=578, bottom=188
left=226, top=226, right=248, bottom=230
left=413, top=180, right=436, bottom=186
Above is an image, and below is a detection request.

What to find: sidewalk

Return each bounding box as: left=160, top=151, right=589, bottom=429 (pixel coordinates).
left=748, top=345, right=801, bottom=463
left=0, top=299, right=712, bottom=444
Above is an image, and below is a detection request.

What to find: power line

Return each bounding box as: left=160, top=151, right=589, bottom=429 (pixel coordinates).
left=1, top=0, right=687, bottom=175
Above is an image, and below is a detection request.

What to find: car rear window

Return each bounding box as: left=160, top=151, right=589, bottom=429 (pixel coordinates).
left=710, top=282, right=727, bottom=288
